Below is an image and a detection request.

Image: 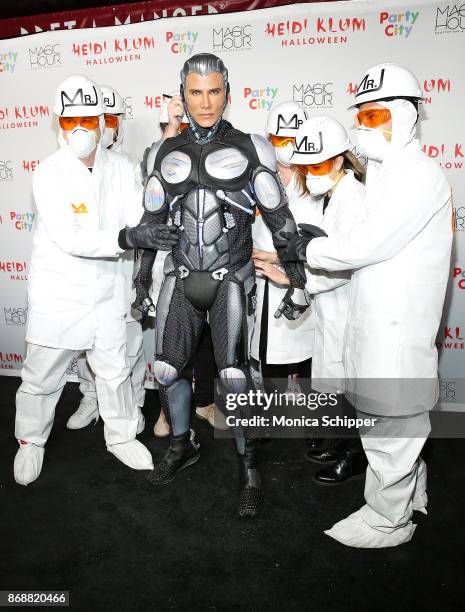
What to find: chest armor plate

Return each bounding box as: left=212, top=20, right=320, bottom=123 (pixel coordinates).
left=158, top=142, right=251, bottom=194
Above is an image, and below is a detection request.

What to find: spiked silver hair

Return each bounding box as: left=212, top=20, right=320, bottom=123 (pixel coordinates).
left=180, top=53, right=228, bottom=89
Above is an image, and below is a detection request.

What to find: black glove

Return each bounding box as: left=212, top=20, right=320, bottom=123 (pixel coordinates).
left=275, top=223, right=327, bottom=263
left=118, top=223, right=178, bottom=251
left=275, top=287, right=312, bottom=321
left=131, top=296, right=156, bottom=320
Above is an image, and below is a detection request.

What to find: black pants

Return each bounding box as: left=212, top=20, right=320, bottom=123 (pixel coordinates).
left=192, top=323, right=218, bottom=407
left=259, top=279, right=312, bottom=394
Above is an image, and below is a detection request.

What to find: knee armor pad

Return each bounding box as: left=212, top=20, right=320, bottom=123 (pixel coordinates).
left=219, top=367, right=247, bottom=394
left=154, top=361, right=179, bottom=387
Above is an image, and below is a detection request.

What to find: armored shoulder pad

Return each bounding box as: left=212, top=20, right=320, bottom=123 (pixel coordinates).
left=145, top=139, right=163, bottom=177
left=250, top=134, right=277, bottom=171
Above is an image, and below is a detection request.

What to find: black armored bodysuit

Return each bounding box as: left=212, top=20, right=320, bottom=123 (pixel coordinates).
left=134, top=120, right=308, bottom=439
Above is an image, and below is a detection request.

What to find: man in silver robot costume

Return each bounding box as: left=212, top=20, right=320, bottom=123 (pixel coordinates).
left=118, top=53, right=310, bottom=517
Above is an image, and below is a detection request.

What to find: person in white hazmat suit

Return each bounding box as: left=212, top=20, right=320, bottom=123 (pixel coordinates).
left=278, top=63, right=453, bottom=547
left=251, top=101, right=314, bottom=396
left=67, top=85, right=146, bottom=434
left=262, top=115, right=368, bottom=484
left=14, top=75, right=154, bottom=486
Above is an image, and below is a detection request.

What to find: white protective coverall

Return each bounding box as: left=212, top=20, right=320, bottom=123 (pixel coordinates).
left=77, top=142, right=147, bottom=410
left=15, top=143, right=144, bottom=448
left=305, top=170, right=366, bottom=392
left=250, top=176, right=315, bottom=365
left=305, top=137, right=452, bottom=545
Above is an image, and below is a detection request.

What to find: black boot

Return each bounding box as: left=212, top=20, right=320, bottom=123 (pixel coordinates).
left=148, top=429, right=200, bottom=486
left=313, top=449, right=368, bottom=485
left=305, top=438, right=348, bottom=464
left=238, top=439, right=264, bottom=518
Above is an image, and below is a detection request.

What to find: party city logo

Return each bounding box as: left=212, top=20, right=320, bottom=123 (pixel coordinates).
left=243, top=86, right=278, bottom=110
left=422, top=143, right=463, bottom=169
left=212, top=24, right=252, bottom=52
left=0, top=105, right=49, bottom=130
left=293, top=82, right=334, bottom=109
left=453, top=266, right=465, bottom=289
left=265, top=16, right=366, bottom=47
left=72, top=36, right=155, bottom=66
left=29, top=44, right=61, bottom=70
left=0, top=160, right=13, bottom=181
left=4, top=305, right=28, bottom=326
left=379, top=10, right=420, bottom=37
left=0, top=51, right=18, bottom=74
left=165, top=31, right=198, bottom=54
left=435, top=4, right=465, bottom=34
left=9, top=211, right=36, bottom=232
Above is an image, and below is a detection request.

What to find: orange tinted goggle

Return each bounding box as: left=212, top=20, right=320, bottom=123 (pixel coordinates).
left=297, top=158, right=334, bottom=177
left=356, top=108, right=391, bottom=129
left=104, top=113, right=120, bottom=128
left=58, top=116, right=100, bottom=131
left=270, top=135, right=295, bottom=148
left=179, top=122, right=189, bottom=132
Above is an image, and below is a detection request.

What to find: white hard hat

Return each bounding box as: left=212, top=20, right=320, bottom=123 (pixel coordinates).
left=350, top=62, right=423, bottom=108
left=159, top=93, right=188, bottom=125
left=266, top=101, right=307, bottom=137
left=53, top=74, right=104, bottom=117
left=100, top=85, right=125, bottom=114
left=291, top=116, right=350, bottom=165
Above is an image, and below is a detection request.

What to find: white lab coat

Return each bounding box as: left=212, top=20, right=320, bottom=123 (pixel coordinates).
left=27, top=144, right=143, bottom=351
left=305, top=171, right=366, bottom=391
left=306, top=139, right=453, bottom=416
left=75, top=146, right=147, bottom=408
left=250, top=176, right=315, bottom=364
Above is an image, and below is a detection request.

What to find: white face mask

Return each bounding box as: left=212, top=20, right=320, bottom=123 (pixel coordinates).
left=66, top=128, right=98, bottom=159
left=305, top=174, right=336, bottom=197
left=356, top=127, right=390, bottom=163
left=274, top=143, right=294, bottom=167
left=101, top=127, right=116, bottom=149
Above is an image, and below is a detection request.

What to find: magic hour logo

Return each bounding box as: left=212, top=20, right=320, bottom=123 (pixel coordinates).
left=212, top=24, right=252, bottom=52
left=29, top=44, right=61, bottom=69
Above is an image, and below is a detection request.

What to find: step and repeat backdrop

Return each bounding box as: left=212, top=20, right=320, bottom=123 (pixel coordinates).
left=0, top=0, right=464, bottom=407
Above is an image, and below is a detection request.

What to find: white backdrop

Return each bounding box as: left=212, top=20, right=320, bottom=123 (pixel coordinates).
left=0, top=0, right=464, bottom=407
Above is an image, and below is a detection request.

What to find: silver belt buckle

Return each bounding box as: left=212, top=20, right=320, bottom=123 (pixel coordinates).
left=211, top=267, right=228, bottom=281
left=178, top=266, right=190, bottom=279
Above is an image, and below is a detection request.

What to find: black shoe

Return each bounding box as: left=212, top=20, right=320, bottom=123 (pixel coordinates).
left=238, top=439, right=264, bottom=518
left=305, top=438, right=348, bottom=464
left=305, top=438, right=325, bottom=451
left=313, top=450, right=368, bottom=486
left=148, top=430, right=200, bottom=486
